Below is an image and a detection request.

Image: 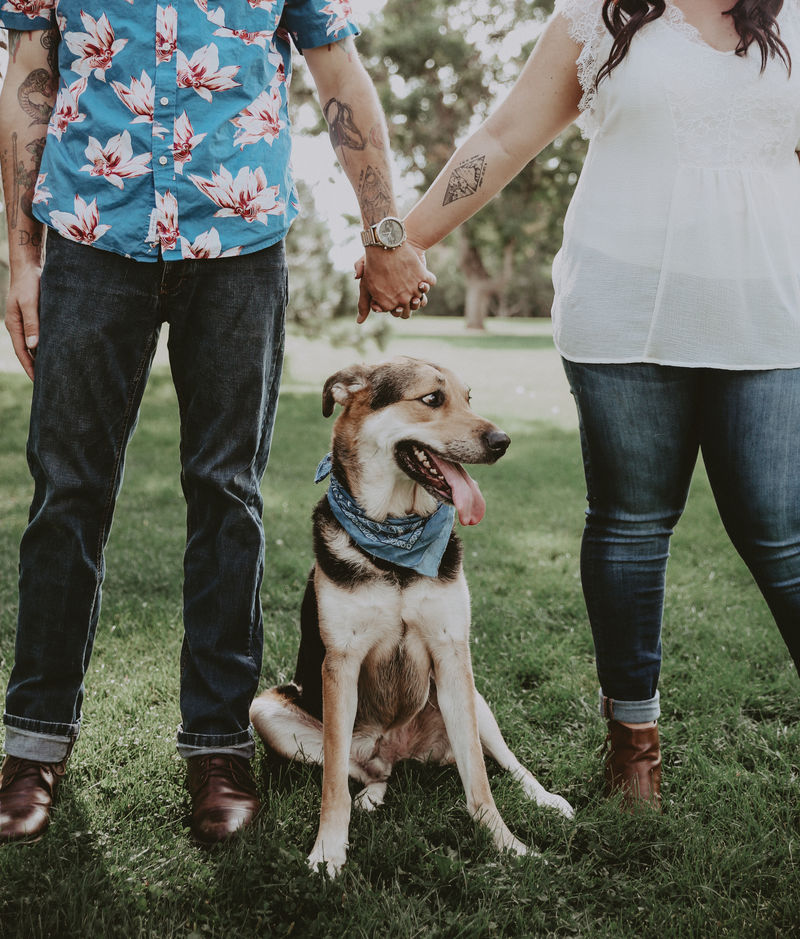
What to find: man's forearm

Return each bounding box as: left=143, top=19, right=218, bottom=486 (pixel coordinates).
left=0, top=28, right=58, bottom=270
left=323, top=87, right=396, bottom=226
left=307, top=39, right=398, bottom=226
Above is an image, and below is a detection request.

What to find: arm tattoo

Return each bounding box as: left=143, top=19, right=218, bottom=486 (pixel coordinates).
left=442, top=154, right=487, bottom=207
left=323, top=97, right=366, bottom=155
left=8, top=30, right=23, bottom=64
left=367, top=124, right=386, bottom=150
left=357, top=164, right=392, bottom=224
left=42, top=26, right=60, bottom=78
left=18, top=68, right=57, bottom=125
left=7, top=132, right=47, bottom=228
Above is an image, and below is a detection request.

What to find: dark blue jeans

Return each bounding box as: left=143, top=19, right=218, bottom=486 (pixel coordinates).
left=562, top=360, right=800, bottom=723
left=3, top=231, right=287, bottom=761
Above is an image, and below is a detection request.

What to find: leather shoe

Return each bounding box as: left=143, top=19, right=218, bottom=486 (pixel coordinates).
left=603, top=720, right=662, bottom=812
left=0, top=755, right=68, bottom=843
left=187, top=754, right=260, bottom=845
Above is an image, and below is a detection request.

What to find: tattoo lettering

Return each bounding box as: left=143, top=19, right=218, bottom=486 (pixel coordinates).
left=323, top=97, right=366, bottom=160
left=18, top=68, right=58, bottom=126
left=442, top=154, right=487, bottom=207
left=18, top=230, right=43, bottom=248
left=357, top=164, right=392, bottom=224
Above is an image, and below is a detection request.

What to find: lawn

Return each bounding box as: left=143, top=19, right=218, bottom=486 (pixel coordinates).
left=0, top=321, right=798, bottom=938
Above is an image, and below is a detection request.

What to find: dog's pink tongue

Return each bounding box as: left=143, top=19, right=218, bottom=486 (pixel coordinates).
left=429, top=454, right=486, bottom=526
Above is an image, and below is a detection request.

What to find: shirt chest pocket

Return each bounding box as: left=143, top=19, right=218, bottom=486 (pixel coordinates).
left=205, top=1, right=279, bottom=43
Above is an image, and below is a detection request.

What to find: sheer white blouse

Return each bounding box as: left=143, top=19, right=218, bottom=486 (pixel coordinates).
left=551, top=0, right=800, bottom=368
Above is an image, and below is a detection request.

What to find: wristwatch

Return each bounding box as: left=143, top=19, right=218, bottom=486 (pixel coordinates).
left=360, top=216, right=407, bottom=249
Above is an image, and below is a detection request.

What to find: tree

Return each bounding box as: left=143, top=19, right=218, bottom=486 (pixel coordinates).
left=357, top=0, right=587, bottom=327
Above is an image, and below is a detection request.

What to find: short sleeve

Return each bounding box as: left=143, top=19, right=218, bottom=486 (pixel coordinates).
left=279, top=0, right=359, bottom=53
left=553, top=0, right=608, bottom=138
left=0, top=0, right=55, bottom=31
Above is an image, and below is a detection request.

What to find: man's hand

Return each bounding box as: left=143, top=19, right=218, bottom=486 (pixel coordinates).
left=5, top=261, right=42, bottom=380
left=356, top=244, right=436, bottom=324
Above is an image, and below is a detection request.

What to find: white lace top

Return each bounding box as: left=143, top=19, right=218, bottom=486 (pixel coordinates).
left=551, top=0, right=800, bottom=368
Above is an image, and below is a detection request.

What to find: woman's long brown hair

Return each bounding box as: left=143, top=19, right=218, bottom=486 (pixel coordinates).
left=596, top=0, right=791, bottom=85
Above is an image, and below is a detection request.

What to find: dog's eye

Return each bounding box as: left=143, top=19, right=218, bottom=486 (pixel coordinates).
left=420, top=391, right=444, bottom=407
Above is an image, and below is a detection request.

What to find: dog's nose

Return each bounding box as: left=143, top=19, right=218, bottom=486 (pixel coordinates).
left=485, top=429, right=511, bottom=455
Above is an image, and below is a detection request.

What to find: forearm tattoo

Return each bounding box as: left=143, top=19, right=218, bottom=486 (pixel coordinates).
left=357, top=164, right=392, bottom=224
left=6, top=132, right=47, bottom=229
left=42, top=26, right=59, bottom=77
left=323, top=97, right=366, bottom=158
left=442, top=154, right=487, bottom=206
left=19, top=68, right=57, bottom=125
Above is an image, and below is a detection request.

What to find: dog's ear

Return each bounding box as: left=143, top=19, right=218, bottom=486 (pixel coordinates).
left=322, top=365, right=371, bottom=417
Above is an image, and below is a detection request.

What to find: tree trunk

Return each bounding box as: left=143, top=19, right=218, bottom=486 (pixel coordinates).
left=494, top=241, right=516, bottom=318
left=459, top=232, right=492, bottom=331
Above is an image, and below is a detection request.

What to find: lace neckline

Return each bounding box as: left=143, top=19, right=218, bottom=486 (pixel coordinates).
left=662, top=0, right=739, bottom=55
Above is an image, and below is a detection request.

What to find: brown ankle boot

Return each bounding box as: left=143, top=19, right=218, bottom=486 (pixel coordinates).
left=0, top=755, right=68, bottom=843
left=603, top=720, right=662, bottom=812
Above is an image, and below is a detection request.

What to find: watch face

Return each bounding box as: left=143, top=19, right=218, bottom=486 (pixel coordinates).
left=376, top=217, right=405, bottom=248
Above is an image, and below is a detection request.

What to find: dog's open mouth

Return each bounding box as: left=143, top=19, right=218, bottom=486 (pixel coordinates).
left=395, top=442, right=487, bottom=526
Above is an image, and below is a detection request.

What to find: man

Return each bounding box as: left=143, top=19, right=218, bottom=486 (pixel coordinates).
left=0, top=0, right=434, bottom=845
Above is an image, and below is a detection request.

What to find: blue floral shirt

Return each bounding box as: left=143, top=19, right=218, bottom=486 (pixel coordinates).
left=0, top=0, right=358, bottom=261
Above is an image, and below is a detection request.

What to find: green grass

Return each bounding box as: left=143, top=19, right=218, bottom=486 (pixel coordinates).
left=0, top=327, right=799, bottom=938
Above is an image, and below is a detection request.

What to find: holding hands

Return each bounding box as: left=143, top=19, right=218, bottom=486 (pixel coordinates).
left=355, top=238, right=435, bottom=324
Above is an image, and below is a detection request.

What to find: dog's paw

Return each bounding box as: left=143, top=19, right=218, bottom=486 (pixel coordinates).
left=307, top=841, right=347, bottom=878
left=353, top=783, right=386, bottom=813
left=508, top=836, right=529, bottom=857
left=519, top=775, right=576, bottom=819
left=542, top=791, right=575, bottom=819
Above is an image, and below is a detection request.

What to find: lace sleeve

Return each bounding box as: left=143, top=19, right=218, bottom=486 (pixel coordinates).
left=553, top=0, right=609, bottom=138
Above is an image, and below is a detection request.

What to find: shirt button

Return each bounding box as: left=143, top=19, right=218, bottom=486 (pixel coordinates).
left=158, top=155, right=168, bottom=166
left=159, top=96, right=169, bottom=106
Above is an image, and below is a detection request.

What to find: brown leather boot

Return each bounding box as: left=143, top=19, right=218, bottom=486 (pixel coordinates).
left=0, top=755, right=68, bottom=843
left=603, top=720, right=662, bottom=812
left=187, top=754, right=260, bottom=845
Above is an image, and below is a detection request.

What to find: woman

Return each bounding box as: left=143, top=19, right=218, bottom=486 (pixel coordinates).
left=362, top=0, right=800, bottom=809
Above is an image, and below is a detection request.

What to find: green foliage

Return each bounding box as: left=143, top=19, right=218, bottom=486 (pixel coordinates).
left=0, top=336, right=798, bottom=937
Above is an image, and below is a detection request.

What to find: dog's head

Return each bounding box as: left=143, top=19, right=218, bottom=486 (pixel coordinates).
left=322, top=356, right=510, bottom=525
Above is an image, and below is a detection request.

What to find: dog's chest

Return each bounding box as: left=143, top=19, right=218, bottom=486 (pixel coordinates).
left=318, top=575, right=470, bottom=731
left=356, top=627, right=432, bottom=729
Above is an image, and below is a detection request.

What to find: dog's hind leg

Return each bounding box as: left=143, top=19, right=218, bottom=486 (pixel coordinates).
left=431, top=642, right=528, bottom=857
left=475, top=692, right=575, bottom=819
left=250, top=687, right=324, bottom=764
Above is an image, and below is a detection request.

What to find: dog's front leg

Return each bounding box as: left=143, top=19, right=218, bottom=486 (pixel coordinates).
left=308, top=651, right=360, bottom=877
left=431, top=641, right=528, bottom=857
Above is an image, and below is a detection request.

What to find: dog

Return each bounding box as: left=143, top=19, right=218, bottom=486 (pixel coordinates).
left=250, top=356, right=574, bottom=876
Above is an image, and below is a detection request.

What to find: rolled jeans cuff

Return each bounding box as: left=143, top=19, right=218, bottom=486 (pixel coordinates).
left=175, top=723, right=255, bottom=761
left=3, top=713, right=79, bottom=762
left=598, top=689, right=660, bottom=723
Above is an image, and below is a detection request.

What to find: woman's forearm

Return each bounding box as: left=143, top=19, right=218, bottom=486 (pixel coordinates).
left=404, top=11, right=583, bottom=252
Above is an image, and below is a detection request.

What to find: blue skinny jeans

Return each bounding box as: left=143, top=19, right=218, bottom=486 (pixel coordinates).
left=562, top=360, right=800, bottom=724
left=3, top=231, right=287, bottom=762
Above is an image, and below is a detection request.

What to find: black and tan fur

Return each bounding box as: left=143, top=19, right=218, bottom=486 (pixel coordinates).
left=251, top=357, right=574, bottom=876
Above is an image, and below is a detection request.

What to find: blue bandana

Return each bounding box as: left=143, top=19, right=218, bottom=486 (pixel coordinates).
left=315, top=454, right=456, bottom=578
